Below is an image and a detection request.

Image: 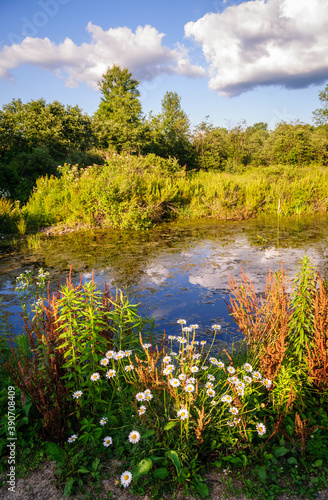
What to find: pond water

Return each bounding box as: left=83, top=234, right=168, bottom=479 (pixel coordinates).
left=1, top=214, right=328, bottom=348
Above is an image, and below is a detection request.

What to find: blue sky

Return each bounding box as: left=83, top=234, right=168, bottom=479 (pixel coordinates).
left=0, top=0, right=327, bottom=129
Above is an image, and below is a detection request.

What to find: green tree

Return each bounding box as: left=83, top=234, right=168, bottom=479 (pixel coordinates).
left=193, top=119, right=229, bottom=170
left=94, top=65, right=144, bottom=153
left=146, top=91, right=195, bottom=168
left=313, top=84, right=328, bottom=125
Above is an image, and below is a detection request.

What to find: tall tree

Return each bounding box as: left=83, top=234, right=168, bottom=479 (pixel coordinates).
left=146, top=91, right=195, bottom=168
left=313, top=84, right=328, bottom=125
left=94, top=65, right=144, bottom=153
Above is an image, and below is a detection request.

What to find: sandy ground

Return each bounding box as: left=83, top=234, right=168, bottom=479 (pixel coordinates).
left=0, top=460, right=327, bottom=500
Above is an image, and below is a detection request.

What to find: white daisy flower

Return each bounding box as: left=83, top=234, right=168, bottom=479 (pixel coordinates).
left=177, top=408, right=189, bottom=420
left=163, top=368, right=171, bottom=375
left=179, top=373, right=187, bottom=381
left=253, top=371, right=262, bottom=380
left=168, top=335, right=176, bottom=340
left=209, top=357, right=218, bottom=365
left=221, top=394, right=232, bottom=403
left=103, top=436, right=113, bottom=446
left=166, top=364, right=175, bottom=372
left=142, top=343, right=152, bottom=349
left=116, top=350, right=126, bottom=360
left=227, top=366, right=235, bottom=375
left=244, top=375, right=252, bottom=384
left=227, top=421, right=235, bottom=427
left=125, top=350, right=132, bottom=356
left=170, top=351, right=178, bottom=356
left=120, top=471, right=133, bottom=488
left=217, top=361, right=225, bottom=368
left=185, top=383, right=195, bottom=393
left=243, top=363, right=253, bottom=372
left=100, top=358, right=109, bottom=366
left=212, top=324, right=221, bottom=331
left=192, top=353, right=202, bottom=359
left=236, top=387, right=244, bottom=396
left=163, top=355, right=171, bottom=364
left=177, top=337, right=187, bottom=344
left=106, top=369, right=116, bottom=379
left=200, top=340, right=206, bottom=345
left=208, top=374, right=215, bottom=381
left=138, top=405, right=146, bottom=416
left=67, top=434, right=77, bottom=443
left=169, top=378, right=180, bottom=387
left=99, top=417, right=108, bottom=426
left=256, top=423, right=266, bottom=436
left=186, top=377, right=196, bottom=384
left=206, top=388, right=216, bottom=398
left=144, top=393, right=153, bottom=401
left=72, top=390, right=83, bottom=399
left=201, top=365, right=209, bottom=370
left=229, top=406, right=239, bottom=415
left=177, top=319, right=186, bottom=325
left=90, top=372, right=100, bottom=381
left=205, top=382, right=214, bottom=389
left=136, top=392, right=145, bottom=402
left=105, top=350, right=115, bottom=359
left=129, top=430, right=141, bottom=443
left=124, top=364, right=134, bottom=372
left=190, top=324, right=199, bottom=329
left=182, top=326, right=192, bottom=333
left=190, top=366, right=199, bottom=373
left=263, top=379, right=272, bottom=389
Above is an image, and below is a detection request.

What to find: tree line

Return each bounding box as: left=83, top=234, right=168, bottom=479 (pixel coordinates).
left=1, top=65, right=328, bottom=202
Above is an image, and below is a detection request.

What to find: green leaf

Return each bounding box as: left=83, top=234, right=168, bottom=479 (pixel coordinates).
left=46, top=442, right=66, bottom=464
left=153, top=467, right=169, bottom=479
left=254, top=466, right=267, bottom=482
left=214, top=460, right=222, bottom=468
left=163, top=421, right=178, bottom=431
left=194, top=479, right=209, bottom=498
left=166, top=450, right=181, bottom=475
left=314, top=460, right=323, bottom=467
left=77, top=467, right=89, bottom=474
left=273, top=446, right=289, bottom=458
left=287, top=457, right=298, bottom=465
left=141, top=430, right=155, bottom=438
left=133, top=458, right=153, bottom=478
left=63, top=477, right=74, bottom=497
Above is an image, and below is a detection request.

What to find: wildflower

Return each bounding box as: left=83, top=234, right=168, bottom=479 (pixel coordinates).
left=106, top=369, right=116, bottom=379
left=194, top=341, right=199, bottom=345
left=166, top=364, right=175, bottom=372
left=116, top=350, right=126, bottom=360
left=168, top=335, right=176, bottom=340
left=186, top=377, right=196, bottom=384
left=179, top=373, right=187, bottom=381
left=171, top=351, right=178, bottom=356
left=169, top=378, right=180, bottom=388
left=177, top=319, right=186, bottom=325
left=207, top=374, right=215, bottom=381
left=229, top=407, right=239, bottom=415
left=125, top=350, right=132, bottom=357
left=193, top=353, right=202, bottom=359
left=106, top=350, right=115, bottom=359
left=136, top=392, right=145, bottom=402
left=68, top=434, right=77, bottom=443
left=90, top=372, right=100, bottom=381
left=256, top=423, right=266, bottom=436
left=100, top=358, right=109, bottom=366
left=177, top=337, right=187, bottom=344
left=72, top=390, right=83, bottom=399
left=223, top=467, right=231, bottom=475
left=103, top=436, right=113, bottom=446
left=217, top=361, right=224, bottom=368
left=129, top=430, right=141, bottom=443
left=120, top=471, right=133, bottom=488
left=205, top=382, right=214, bottom=389
left=227, top=421, right=235, bottom=427
left=227, top=366, right=235, bottom=375
left=142, top=343, right=152, bottom=349
left=99, top=417, right=108, bottom=426
left=185, top=383, right=195, bottom=393
left=201, top=365, right=209, bottom=370
left=230, top=376, right=240, bottom=385
left=190, top=324, right=199, bottom=329
left=163, top=355, right=171, bottom=364
left=163, top=368, right=171, bottom=375
left=236, top=386, right=244, bottom=396
left=244, top=375, right=252, bottom=384
left=124, top=364, right=134, bottom=372
left=207, top=388, right=216, bottom=398
left=190, top=366, right=199, bottom=373
left=177, top=408, right=189, bottom=420
left=262, top=378, right=272, bottom=389
left=182, top=326, right=192, bottom=333
left=212, top=324, right=221, bottom=331
left=144, top=392, right=153, bottom=401
left=221, top=394, right=232, bottom=403
left=243, top=363, right=253, bottom=372
left=200, top=340, right=206, bottom=346
left=138, top=405, right=146, bottom=416
left=211, top=400, right=218, bottom=405
left=253, top=371, right=262, bottom=380
left=209, top=357, right=218, bottom=365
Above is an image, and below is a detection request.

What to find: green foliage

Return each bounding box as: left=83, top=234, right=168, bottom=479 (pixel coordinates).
left=313, top=83, right=328, bottom=125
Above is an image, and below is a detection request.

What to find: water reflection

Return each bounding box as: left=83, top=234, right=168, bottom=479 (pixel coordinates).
left=1, top=215, right=328, bottom=344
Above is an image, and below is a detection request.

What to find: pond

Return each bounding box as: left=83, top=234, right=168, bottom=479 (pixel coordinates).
left=1, top=214, right=328, bottom=348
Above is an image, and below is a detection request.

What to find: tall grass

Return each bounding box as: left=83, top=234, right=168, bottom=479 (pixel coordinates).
left=10, top=155, right=328, bottom=231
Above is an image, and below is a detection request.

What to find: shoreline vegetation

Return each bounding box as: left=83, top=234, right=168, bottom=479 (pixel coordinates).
left=0, top=259, right=327, bottom=498
left=2, top=155, right=328, bottom=236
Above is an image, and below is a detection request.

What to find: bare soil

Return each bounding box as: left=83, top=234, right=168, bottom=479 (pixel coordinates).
left=0, top=460, right=327, bottom=500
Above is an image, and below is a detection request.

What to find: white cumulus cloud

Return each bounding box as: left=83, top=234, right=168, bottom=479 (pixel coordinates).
left=0, top=22, right=206, bottom=88
left=185, top=0, right=328, bottom=96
